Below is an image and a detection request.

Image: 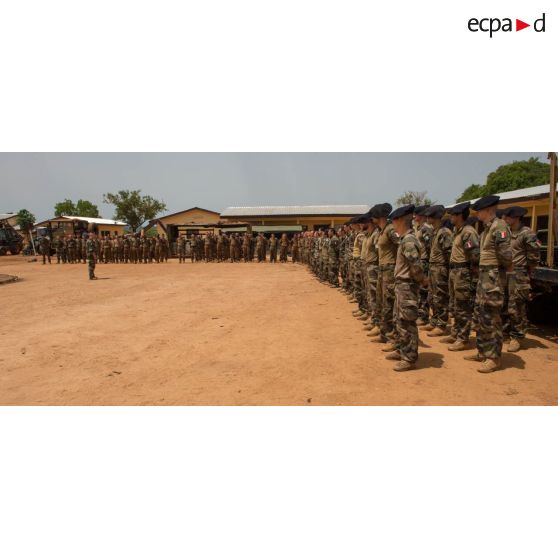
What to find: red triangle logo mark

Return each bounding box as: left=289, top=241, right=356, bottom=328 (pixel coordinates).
left=516, top=19, right=530, bottom=31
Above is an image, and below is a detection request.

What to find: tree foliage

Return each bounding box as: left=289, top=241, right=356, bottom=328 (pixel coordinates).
left=396, top=190, right=435, bottom=207
left=456, top=157, right=550, bottom=202
left=54, top=198, right=100, bottom=217
left=456, top=184, right=484, bottom=203
left=103, top=189, right=167, bottom=232
left=16, top=209, right=36, bottom=232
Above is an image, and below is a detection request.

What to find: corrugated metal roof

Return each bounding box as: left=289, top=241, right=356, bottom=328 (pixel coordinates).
left=221, top=205, right=370, bottom=217
left=253, top=225, right=303, bottom=233
left=62, top=215, right=128, bottom=226
left=0, top=213, right=17, bottom=220
left=446, top=184, right=551, bottom=209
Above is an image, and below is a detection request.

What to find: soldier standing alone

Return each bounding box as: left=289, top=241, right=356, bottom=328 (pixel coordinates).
left=86, top=232, right=97, bottom=280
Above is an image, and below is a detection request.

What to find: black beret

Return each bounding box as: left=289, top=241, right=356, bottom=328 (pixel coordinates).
left=503, top=206, right=527, bottom=218
left=471, top=195, right=500, bottom=211
left=425, top=205, right=446, bottom=219
left=414, top=205, right=429, bottom=216
left=447, top=201, right=471, bottom=215
left=389, top=204, right=415, bottom=220
left=370, top=203, right=392, bottom=218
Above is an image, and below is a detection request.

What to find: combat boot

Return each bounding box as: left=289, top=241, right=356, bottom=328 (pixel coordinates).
left=370, top=335, right=386, bottom=343
left=478, top=358, right=500, bottom=373
left=448, top=340, right=467, bottom=352
left=464, top=353, right=484, bottom=362
left=507, top=338, right=521, bottom=353
left=393, top=360, right=415, bottom=372
left=382, top=343, right=398, bottom=352
left=358, top=313, right=369, bottom=321
left=421, top=323, right=435, bottom=332
left=352, top=309, right=364, bottom=317
left=439, top=335, right=456, bottom=344
left=370, top=326, right=380, bottom=336
left=363, top=324, right=373, bottom=331
left=385, top=351, right=401, bottom=361
left=427, top=327, right=447, bottom=337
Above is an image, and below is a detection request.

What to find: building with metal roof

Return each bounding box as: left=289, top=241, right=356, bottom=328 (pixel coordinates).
left=446, top=184, right=555, bottom=248
left=34, top=215, right=128, bottom=237
left=220, top=205, right=370, bottom=231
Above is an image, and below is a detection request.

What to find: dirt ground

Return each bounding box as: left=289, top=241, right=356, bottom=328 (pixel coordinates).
left=1, top=255, right=557, bottom=405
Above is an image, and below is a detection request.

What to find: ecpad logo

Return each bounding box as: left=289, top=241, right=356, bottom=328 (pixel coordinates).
left=468, top=13, right=546, bottom=37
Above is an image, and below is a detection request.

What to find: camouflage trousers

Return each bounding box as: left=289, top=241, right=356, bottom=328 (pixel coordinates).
left=393, top=281, right=420, bottom=363
left=377, top=265, right=396, bottom=339
left=328, top=258, right=339, bottom=286
left=87, top=256, right=96, bottom=279
left=428, top=264, right=449, bottom=329
left=475, top=267, right=506, bottom=359
left=418, top=261, right=430, bottom=322
left=364, top=264, right=379, bottom=324
left=269, top=248, right=277, bottom=262
left=503, top=268, right=531, bottom=339
left=449, top=266, right=475, bottom=342
left=353, top=260, right=366, bottom=311
left=342, top=259, right=351, bottom=290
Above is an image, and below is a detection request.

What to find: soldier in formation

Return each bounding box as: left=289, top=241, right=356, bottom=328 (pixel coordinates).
left=303, top=195, right=541, bottom=373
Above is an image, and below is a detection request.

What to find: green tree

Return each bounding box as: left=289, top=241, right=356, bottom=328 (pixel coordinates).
left=16, top=209, right=36, bottom=252
left=75, top=199, right=100, bottom=217
left=456, top=184, right=484, bottom=202
left=484, top=157, right=550, bottom=195
left=54, top=198, right=77, bottom=216
left=103, top=189, right=167, bottom=232
left=54, top=198, right=100, bottom=217
left=456, top=157, right=550, bottom=201
left=396, top=190, right=435, bottom=207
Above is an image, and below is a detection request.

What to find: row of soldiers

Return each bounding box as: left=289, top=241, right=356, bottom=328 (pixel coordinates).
left=303, top=196, right=540, bottom=373
left=39, top=234, right=171, bottom=264
left=177, top=232, right=301, bottom=263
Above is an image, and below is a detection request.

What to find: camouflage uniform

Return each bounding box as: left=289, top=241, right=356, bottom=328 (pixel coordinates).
left=320, top=236, right=329, bottom=280
left=86, top=238, right=96, bottom=279
left=327, top=234, right=340, bottom=286
left=449, top=223, right=480, bottom=342
left=40, top=236, right=51, bottom=264
left=428, top=224, right=452, bottom=329
left=475, top=217, right=513, bottom=360
left=504, top=225, right=540, bottom=339
left=376, top=223, right=399, bottom=339
left=122, top=236, right=130, bottom=263
left=279, top=235, right=289, bottom=263
left=393, top=229, right=424, bottom=363
left=269, top=236, right=278, bottom=263
left=130, top=236, right=138, bottom=264
left=68, top=237, right=77, bottom=263
left=361, top=227, right=380, bottom=322
left=291, top=236, right=299, bottom=263
left=55, top=238, right=65, bottom=264
left=177, top=236, right=187, bottom=263
left=415, top=222, right=433, bottom=322
left=352, top=231, right=366, bottom=311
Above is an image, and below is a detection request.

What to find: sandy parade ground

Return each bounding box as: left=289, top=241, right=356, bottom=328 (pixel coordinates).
left=1, top=255, right=557, bottom=406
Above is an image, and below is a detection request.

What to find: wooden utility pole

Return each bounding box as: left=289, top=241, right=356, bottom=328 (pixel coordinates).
left=548, top=152, right=557, bottom=267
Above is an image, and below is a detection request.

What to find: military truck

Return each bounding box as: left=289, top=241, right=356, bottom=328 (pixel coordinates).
left=0, top=219, right=24, bottom=255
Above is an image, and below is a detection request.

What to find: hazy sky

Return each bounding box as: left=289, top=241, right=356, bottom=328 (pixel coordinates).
left=0, top=153, right=547, bottom=221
